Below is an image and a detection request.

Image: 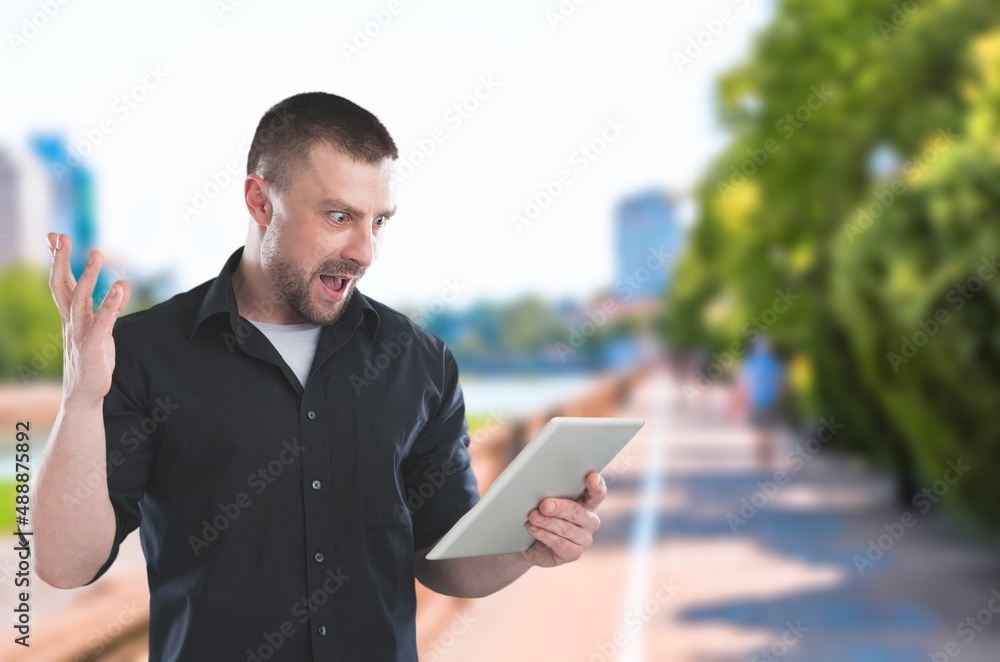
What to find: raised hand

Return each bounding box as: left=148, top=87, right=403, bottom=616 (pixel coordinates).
left=47, top=232, right=132, bottom=408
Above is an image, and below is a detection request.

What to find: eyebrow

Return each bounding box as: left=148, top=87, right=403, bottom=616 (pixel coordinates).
left=319, top=198, right=397, bottom=219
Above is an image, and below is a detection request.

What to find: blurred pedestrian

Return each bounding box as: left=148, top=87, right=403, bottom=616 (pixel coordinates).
left=735, top=338, right=785, bottom=468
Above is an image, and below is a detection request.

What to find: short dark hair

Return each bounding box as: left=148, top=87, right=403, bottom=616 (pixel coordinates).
left=246, top=92, right=398, bottom=194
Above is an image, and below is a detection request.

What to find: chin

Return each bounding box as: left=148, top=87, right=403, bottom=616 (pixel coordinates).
left=308, top=290, right=353, bottom=326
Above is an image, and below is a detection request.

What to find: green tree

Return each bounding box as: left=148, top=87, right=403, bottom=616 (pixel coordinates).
left=665, top=0, right=1000, bottom=522
left=0, top=264, right=63, bottom=383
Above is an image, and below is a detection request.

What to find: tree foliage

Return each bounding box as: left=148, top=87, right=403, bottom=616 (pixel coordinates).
left=665, top=0, right=1000, bottom=525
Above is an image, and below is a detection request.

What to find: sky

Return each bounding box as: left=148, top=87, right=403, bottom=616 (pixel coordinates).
left=2, top=0, right=772, bottom=310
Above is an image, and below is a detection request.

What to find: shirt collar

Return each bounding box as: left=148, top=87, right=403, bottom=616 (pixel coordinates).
left=188, top=245, right=379, bottom=341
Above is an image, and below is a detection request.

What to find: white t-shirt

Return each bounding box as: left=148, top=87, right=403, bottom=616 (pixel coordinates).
left=247, top=319, right=323, bottom=388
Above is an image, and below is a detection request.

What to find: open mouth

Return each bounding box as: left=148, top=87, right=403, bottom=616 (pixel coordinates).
left=319, top=274, right=349, bottom=294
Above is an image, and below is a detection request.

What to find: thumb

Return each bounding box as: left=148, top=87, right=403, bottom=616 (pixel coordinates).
left=576, top=472, right=606, bottom=511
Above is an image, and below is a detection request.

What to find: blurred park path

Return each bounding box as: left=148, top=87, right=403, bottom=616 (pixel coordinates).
left=423, top=364, right=1000, bottom=662
left=8, top=368, right=1000, bottom=661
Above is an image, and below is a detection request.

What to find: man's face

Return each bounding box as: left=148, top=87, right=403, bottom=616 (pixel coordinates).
left=260, top=142, right=395, bottom=325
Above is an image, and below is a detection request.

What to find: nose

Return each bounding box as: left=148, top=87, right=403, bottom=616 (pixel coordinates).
left=340, top=217, right=376, bottom=268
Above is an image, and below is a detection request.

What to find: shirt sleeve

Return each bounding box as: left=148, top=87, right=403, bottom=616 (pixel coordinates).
left=403, top=345, right=481, bottom=551
left=86, top=319, right=157, bottom=584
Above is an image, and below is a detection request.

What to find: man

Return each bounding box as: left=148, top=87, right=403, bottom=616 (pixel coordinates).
left=33, top=92, right=606, bottom=661
left=735, top=337, right=786, bottom=468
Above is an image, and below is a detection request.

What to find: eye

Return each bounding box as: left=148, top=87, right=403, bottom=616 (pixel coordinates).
left=328, top=211, right=349, bottom=224
left=374, top=215, right=389, bottom=228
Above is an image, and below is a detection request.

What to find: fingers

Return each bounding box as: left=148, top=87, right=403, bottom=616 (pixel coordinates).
left=524, top=519, right=586, bottom=562
left=48, top=233, right=126, bottom=331
left=527, top=498, right=600, bottom=547
left=114, top=280, right=131, bottom=314
left=71, top=248, right=104, bottom=323
left=47, top=232, right=76, bottom=315
left=523, top=480, right=605, bottom=563
left=577, top=472, right=607, bottom=511
left=94, top=280, right=131, bottom=332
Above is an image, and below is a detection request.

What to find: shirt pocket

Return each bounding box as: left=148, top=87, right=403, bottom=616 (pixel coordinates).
left=355, top=410, right=423, bottom=528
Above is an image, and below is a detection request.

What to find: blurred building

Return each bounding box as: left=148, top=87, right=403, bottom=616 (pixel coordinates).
left=407, top=189, right=684, bottom=375
left=614, top=189, right=683, bottom=304
left=0, top=136, right=111, bottom=297
left=0, top=144, right=54, bottom=270
left=31, top=137, right=107, bottom=292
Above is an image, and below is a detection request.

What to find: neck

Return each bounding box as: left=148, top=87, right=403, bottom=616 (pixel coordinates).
left=231, top=246, right=303, bottom=324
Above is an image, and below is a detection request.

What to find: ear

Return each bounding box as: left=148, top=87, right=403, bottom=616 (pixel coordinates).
left=245, top=174, right=273, bottom=228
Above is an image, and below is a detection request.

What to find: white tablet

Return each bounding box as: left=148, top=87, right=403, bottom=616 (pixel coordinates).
left=425, top=416, right=646, bottom=560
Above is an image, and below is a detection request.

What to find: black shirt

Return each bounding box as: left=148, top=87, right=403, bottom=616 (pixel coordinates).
left=91, top=246, right=481, bottom=661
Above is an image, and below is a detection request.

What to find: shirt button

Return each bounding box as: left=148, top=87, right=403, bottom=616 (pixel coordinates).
left=315, top=552, right=324, bottom=563
left=312, top=480, right=322, bottom=490
left=318, top=625, right=327, bottom=636
left=307, top=410, right=316, bottom=420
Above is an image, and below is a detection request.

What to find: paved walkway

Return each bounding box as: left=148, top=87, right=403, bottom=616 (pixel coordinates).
left=425, top=366, right=1000, bottom=661
left=7, top=370, right=1000, bottom=661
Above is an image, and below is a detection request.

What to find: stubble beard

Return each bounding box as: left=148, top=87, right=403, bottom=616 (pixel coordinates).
left=261, top=222, right=363, bottom=326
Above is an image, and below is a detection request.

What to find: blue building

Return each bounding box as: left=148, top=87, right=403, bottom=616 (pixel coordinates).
left=28, top=136, right=109, bottom=298
left=613, top=189, right=683, bottom=301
